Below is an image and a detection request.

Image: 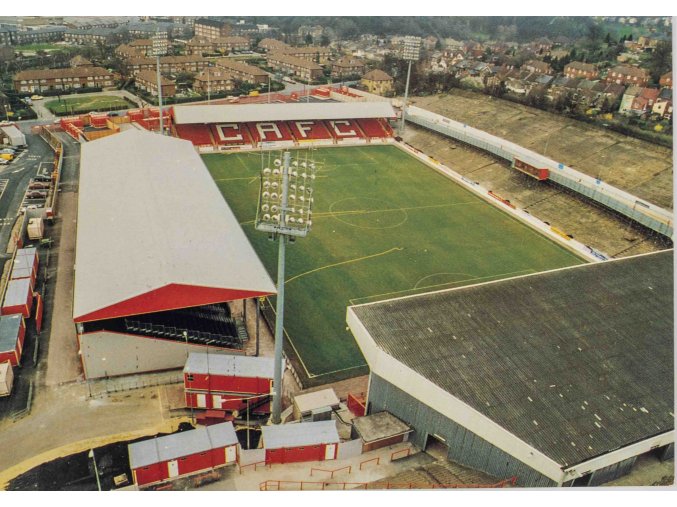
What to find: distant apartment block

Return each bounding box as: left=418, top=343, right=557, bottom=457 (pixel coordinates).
left=194, top=18, right=231, bottom=40
left=14, top=67, right=116, bottom=93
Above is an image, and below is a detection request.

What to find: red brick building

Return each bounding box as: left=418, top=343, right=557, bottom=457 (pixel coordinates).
left=13, top=66, right=116, bottom=93
left=194, top=18, right=232, bottom=40
left=135, top=70, right=176, bottom=98
left=606, top=65, right=649, bottom=87
left=564, top=61, right=599, bottom=80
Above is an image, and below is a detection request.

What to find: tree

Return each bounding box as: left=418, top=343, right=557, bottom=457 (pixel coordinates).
left=304, top=33, right=313, bottom=46
left=320, top=34, right=330, bottom=47
left=648, top=40, right=671, bottom=84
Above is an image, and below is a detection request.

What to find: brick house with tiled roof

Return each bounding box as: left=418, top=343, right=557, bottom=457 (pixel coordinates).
left=522, top=60, right=553, bottom=75
left=212, top=58, right=268, bottom=84
left=564, top=61, right=599, bottom=80
left=266, top=52, right=323, bottom=82
left=13, top=67, right=116, bottom=93
left=606, top=65, right=649, bottom=86
left=193, top=68, right=235, bottom=94
left=659, top=72, right=672, bottom=89
left=331, top=56, right=366, bottom=79
left=135, top=70, right=176, bottom=98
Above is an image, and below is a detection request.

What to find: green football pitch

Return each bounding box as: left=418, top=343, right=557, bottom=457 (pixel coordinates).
left=203, top=145, right=584, bottom=385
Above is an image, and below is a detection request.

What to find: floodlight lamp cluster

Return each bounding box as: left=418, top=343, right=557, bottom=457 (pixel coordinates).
left=256, top=155, right=317, bottom=238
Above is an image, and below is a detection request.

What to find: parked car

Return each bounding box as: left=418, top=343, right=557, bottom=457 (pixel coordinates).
left=0, top=148, right=16, bottom=154
left=30, top=95, right=44, bottom=100
left=25, top=190, right=47, bottom=199
left=33, top=176, right=52, bottom=183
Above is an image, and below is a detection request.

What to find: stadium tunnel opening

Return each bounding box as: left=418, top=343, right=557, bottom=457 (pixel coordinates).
left=236, top=428, right=262, bottom=450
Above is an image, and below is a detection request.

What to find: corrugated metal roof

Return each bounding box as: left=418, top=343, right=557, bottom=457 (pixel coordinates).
left=3, top=278, right=31, bottom=308
left=73, top=129, right=276, bottom=322
left=262, top=420, right=340, bottom=449
left=173, top=102, right=396, bottom=125
left=128, top=421, right=237, bottom=469
left=12, top=254, right=34, bottom=273
left=183, top=352, right=275, bottom=379
left=293, top=388, right=340, bottom=414
left=351, top=251, right=674, bottom=468
left=0, top=315, right=22, bottom=352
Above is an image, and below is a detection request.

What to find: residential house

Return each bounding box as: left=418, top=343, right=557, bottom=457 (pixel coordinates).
left=115, top=44, right=144, bottom=60
left=629, top=87, right=660, bottom=115
left=606, top=65, right=649, bottom=86
left=361, top=69, right=393, bottom=96
left=530, top=37, right=553, bottom=55
left=186, top=36, right=250, bottom=56
left=128, top=39, right=154, bottom=56
left=63, top=27, right=122, bottom=45
left=547, top=76, right=581, bottom=101
left=258, top=38, right=290, bottom=53
left=69, top=55, right=93, bottom=68
left=282, top=46, right=332, bottom=65
left=591, top=82, right=626, bottom=109
left=659, top=72, right=672, bottom=89
left=652, top=88, right=672, bottom=119
left=194, top=18, right=232, bottom=39
left=5, top=26, right=66, bottom=45
left=192, top=68, right=235, bottom=94
left=135, top=70, right=176, bottom=98
left=522, top=59, right=553, bottom=75
left=504, top=69, right=533, bottom=95
left=331, top=56, right=365, bottom=79
left=266, top=52, right=324, bottom=82
left=564, top=61, right=599, bottom=80
left=126, top=55, right=209, bottom=76
left=213, top=58, right=268, bottom=84
left=13, top=66, right=116, bottom=93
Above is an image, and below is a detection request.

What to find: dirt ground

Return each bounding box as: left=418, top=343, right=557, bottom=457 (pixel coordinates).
left=410, top=90, right=673, bottom=210
left=402, top=93, right=673, bottom=258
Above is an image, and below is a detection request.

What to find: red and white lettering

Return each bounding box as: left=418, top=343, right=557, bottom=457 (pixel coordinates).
left=331, top=120, right=356, bottom=137
left=295, top=121, right=315, bottom=139
left=216, top=123, right=243, bottom=142
left=256, top=122, right=283, bottom=140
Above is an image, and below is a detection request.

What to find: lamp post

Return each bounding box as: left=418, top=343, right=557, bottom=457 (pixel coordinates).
left=88, top=449, right=101, bottom=491
left=255, top=151, right=317, bottom=424
left=152, top=31, right=168, bottom=135
left=399, top=36, right=421, bottom=137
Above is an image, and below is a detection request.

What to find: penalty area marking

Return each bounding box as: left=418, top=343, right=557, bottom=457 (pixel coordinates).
left=286, top=247, right=404, bottom=285
left=413, top=272, right=475, bottom=289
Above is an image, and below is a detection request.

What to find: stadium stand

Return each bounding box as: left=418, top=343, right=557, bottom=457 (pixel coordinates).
left=288, top=119, right=334, bottom=141
left=357, top=118, right=391, bottom=139
left=247, top=121, right=295, bottom=144
left=211, top=123, right=254, bottom=146
left=174, top=124, right=214, bottom=147
left=325, top=119, right=365, bottom=139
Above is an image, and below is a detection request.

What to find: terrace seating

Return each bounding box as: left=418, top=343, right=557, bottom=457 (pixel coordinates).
left=379, top=118, right=395, bottom=136
left=175, top=124, right=215, bottom=146
left=211, top=123, right=253, bottom=146
left=325, top=119, right=365, bottom=139
left=288, top=120, right=333, bottom=141
left=357, top=118, right=391, bottom=139
left=246, top=121, right=295, bottom=144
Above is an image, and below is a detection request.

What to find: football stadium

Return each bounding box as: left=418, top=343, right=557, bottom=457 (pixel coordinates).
left=168, top=101, right=587, bottom=386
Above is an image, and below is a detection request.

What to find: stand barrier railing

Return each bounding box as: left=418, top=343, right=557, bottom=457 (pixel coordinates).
left=259, top=476, right=518, bottom=491
left=359, top=456, right=380, bottom=470
left=310, top=465, right=352, bottom=479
